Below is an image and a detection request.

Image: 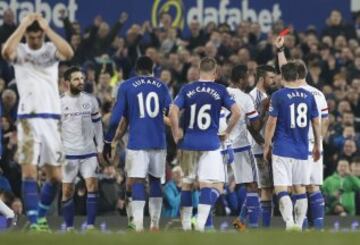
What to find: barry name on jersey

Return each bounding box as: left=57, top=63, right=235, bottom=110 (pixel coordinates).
left=286, top=90, right=309, bottom=100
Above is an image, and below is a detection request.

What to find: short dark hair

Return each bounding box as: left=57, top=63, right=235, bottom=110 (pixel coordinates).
left=255, top=65, right=275, bottom=82
left=135, top=56, right=154, bottom=74
left=64, top=66, right=82, bottom=81
left=231, top=65, right=248, bottom=83
left=281, top=62, right=298, bottom=82
left=294, top=59, right=308, bottom=79
left=200, top=57, right=217, bottom=73
left=26, top=21, right=43, bottom=33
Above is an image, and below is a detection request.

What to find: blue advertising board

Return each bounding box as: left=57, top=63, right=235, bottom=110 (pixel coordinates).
left=0, top=0, right=357, bottom=36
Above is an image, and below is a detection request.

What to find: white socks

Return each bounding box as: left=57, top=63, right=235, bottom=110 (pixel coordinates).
left=196, top=204, right=211, bottom=232
left=149, top=197, right=162, bottom=229
left=131, top=200, right=145, bottom=231
left=181, top=207, right=193, bottom=231
left=278, top=195, right=295, bottom=229
left=294, top=197, right=308, bottom=228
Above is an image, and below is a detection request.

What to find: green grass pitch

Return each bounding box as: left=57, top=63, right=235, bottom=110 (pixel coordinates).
left=1, top=230, right=360, bottom=245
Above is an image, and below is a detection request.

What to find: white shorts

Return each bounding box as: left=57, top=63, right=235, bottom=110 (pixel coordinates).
left=308, top=155, right=324, bottom=186
left=125, top=149, right=166, bottom=178
left=17, top=118, right=65, bottom=166
left=255, top=155, right=273, bottom=188
left=180, top=149, right=226, bottom=184
left=272, top=155, right=310, bottom=186
left=62, top=156, right=98, bottom=183
left=231, top=147, right=258, bottom=184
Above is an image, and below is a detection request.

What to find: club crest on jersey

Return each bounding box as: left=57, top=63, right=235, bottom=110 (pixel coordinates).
left=82, top=103, right=90, bottom=109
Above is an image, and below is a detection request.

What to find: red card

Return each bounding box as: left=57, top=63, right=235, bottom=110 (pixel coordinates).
left=279, top=28, right=290, bottom=36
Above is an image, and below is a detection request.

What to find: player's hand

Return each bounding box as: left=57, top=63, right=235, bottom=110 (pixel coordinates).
left=312, top=145, right=321, bottom=162
left=219, top=132, right=228, bottom=142
left=263, top=145, right=272, bottom=162
left=274, top=36, right=284, bottom=49
left=119, top=12, right=128, bottom=24
left=20, top=13, right=37, bottom=28
left=35, top=15, right=50, bottom=32
left=102, top=141, right=112, bottom=164
left=97, top=152, right=108, bottom=169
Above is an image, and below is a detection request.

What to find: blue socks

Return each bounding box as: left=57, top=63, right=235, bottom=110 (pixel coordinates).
left=86, top=192, right=98, bottom=226
left=235, top=184, right=247, bottom=213
left=62, top=198, right=75, bottom=228
left=181, top=191, right=192, bottom=207
left=38, top=181, right=59, bottom=219
left=22, top=179, right=39, bottom=224
left=309, top=191, right=325, bottom=230
left=246, top=192, right=260, bottom=228
left=149, top=176, right=162, bottom=198
left=260, top=201, right=272, bottom=228
left=132, top=183, right=146, bottom=201
left=239, top=192, right=260, bottom=228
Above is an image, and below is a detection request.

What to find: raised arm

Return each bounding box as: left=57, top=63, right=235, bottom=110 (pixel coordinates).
left=36, top=15, right=74, bottom=60
left=1, top=14, right=37, bottom=61
left=274, top=36, right=287, bottom=69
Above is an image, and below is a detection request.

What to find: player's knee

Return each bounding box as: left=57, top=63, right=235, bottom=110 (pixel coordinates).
left=86, top=179, right=98, bottom=192
left=306, top=185, right=320, bottom=193
left=261, top=188, right=273, bottom=200
left=21, top=165, right=37, bottom=179
left=293, top=185, right=306, bottom=194
left=62, top=185, right=75, bottom=200
left=245, top=182, right=258, bottom=192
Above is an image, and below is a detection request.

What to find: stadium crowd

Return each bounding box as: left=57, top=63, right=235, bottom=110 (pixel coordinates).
left=0, top=8, right=360, bottom=222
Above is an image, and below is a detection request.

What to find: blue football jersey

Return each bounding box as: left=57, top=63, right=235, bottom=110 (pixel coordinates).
left=269, top=87, right=319, bottom=160
left=174, top=81, right=235, bottom=151
left=105, top=76, right=172, bottom=150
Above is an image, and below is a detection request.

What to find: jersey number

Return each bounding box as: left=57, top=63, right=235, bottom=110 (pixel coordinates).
left=189, top=104, right=211, bottom=130
left=137, top=92, right=160, bottom=118
left=290, top=103, right=308, bottom=128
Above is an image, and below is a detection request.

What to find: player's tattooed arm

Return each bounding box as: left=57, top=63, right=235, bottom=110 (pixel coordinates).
left=311, top=117, right=321, bottom=162
left=263, top=115, right=277, bottom=162
left=1, top=13, right=37, bottom=61
left=247, top=121, right=264, bottom=145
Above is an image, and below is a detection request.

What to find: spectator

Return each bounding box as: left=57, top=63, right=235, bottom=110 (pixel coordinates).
left=0, top=9, right=16, bottom=56
left=322, top=10, right=356, bottom=40
left=162, top=166, right=183, bottom=218
left=323, top=159, right=360, bottom=215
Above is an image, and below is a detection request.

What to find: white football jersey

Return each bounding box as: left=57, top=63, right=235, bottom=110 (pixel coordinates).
left=13, top=42, right=61, bottom=117
left=249, top=87, right=268, bottom=155
left=301, top=84, right=328, bottom=151
left=220, top=87, right=259, bottom=149
left=61, top=92, right=103, bottom=156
